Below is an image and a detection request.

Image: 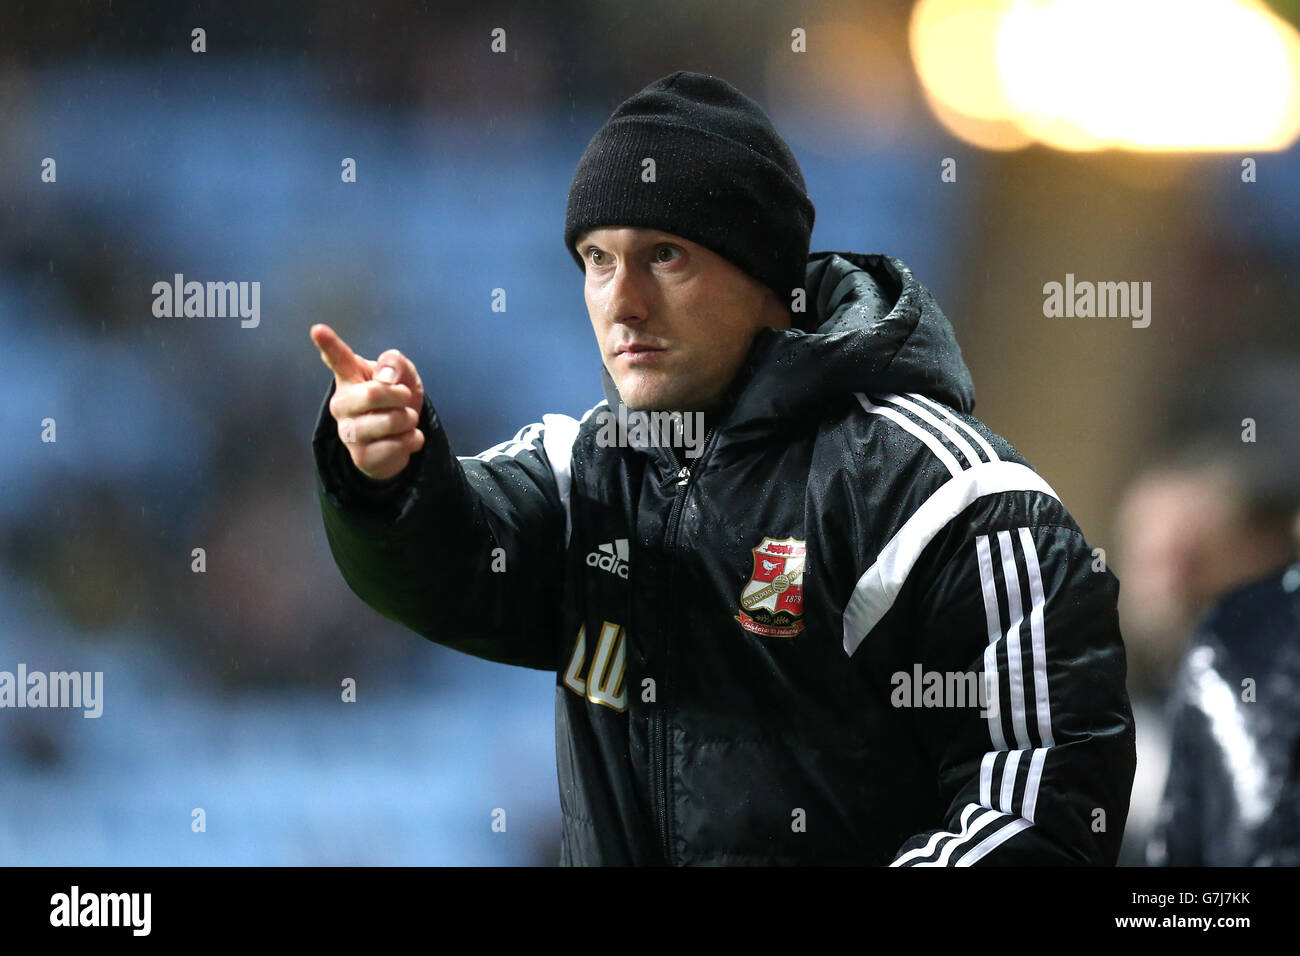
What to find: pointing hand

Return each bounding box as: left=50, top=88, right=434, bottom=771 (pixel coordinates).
left=311, top=323, right=427, bottom=482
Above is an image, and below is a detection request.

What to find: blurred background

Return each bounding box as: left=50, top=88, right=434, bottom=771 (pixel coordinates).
left=1, top=0, right=1298, bottom=865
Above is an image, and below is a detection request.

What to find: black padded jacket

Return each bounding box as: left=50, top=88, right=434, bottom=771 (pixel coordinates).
left=313, top=251, right=1137, bottom=865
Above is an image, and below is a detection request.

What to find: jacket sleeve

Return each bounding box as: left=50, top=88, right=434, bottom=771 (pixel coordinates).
left=312, top=378, right=579, bottom=670
left=885, top=498, right=1137, bottom=865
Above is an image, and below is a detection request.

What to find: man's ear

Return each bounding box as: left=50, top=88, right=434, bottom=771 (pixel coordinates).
left=762, top=288, right=794, bottom=331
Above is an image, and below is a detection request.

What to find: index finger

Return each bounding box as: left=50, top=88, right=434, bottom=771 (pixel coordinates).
left=310, top=323, right=370, bottom=385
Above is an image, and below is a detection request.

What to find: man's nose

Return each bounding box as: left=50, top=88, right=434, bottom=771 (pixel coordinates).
left=605, top=262, right=651, bottom=324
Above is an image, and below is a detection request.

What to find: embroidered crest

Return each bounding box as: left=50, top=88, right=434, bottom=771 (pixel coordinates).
left=735, top=536, right=807, bottom=637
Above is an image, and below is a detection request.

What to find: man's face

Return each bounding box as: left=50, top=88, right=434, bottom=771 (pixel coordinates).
left=577, top=227, right=789, bottom=411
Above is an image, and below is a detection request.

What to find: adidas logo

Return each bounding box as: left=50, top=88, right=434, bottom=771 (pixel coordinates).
left=586, top=539, right=629, bottom=579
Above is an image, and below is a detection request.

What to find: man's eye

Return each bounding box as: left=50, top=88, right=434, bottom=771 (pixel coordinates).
left=588, top=248, right=607, bottom=266
left=654, top=245, right=679, bottom=263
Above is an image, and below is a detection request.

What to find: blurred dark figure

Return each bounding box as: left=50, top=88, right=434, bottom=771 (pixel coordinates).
left=1113, top=354, right=1300, bottom=864
left=1147, top=541, right=1300, bottom=866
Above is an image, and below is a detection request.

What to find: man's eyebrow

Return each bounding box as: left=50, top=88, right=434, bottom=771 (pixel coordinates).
left=578, top=233, right=674, bottom=251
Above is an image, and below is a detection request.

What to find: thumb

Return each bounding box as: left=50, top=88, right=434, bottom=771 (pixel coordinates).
left=310, top=324, right=370, bottom=384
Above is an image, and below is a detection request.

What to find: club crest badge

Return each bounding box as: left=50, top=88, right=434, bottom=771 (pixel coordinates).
left=735, top=536, right=807, bottom=637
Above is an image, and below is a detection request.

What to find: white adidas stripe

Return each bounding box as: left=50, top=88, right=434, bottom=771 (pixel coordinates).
left=858, top=391, right=1001, bottom=476
left=975, top=535, right=1008, bottom=752
left=1000, top=749, right=1022, bottom=810
left=841, top=462, right=1059, bottom=657
left=458, top=400, right=606, bottom=547
left=954, top=817, right=1033, bottom=866
left=545, top=402, right=604, bottom=547
left=856, top=393, right=963, bottom=477
left=879, top=393, right=984, bottom=469
left=894, top=805, right=1028, bottom=867
left=460, top=422, right=545, bottom=463
left=996, top=529, right=1032, bottom=751
left=915, top=809, right=1010, bottom=866
left=890, top=803, right=983, bottom=866
left=1020, top=526, right=1055, bottom=749
left=908, top=392, right=1000, bottom=463
left=1023, top=748, right=1048, bottom=823
left=891, top=803, right=1023, bottom=867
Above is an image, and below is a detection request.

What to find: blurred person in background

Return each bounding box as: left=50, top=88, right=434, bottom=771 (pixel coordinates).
left=1146, top=506, right=1300, bottom=866
left=1113, top=355, right=1300, bottom=864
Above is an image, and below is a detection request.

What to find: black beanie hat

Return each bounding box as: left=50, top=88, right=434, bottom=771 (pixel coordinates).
left=564, top=71, right=815, bottom=302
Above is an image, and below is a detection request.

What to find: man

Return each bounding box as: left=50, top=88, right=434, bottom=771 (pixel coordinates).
left=310, top=71, right=1136, bottom=865
left=1147, top=542, right=1300, bottom=866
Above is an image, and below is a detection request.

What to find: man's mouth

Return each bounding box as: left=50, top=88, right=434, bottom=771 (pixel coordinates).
left=615, top=342, right=668, bottom=362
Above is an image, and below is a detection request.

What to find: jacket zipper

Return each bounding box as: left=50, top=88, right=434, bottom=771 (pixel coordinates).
left=651, top=423, right=716, bottom=865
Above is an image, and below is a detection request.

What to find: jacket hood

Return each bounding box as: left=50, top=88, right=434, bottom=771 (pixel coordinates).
left=599, top=251, right=976, bottom=452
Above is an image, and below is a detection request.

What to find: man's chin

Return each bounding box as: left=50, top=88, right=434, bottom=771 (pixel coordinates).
left=619, top=381, right=712, bottom=412
left=614, top=376, right=673, bottom=412
left=614, top=370, right=718, bottom=412
left=622, top=396, right=668, bottom=412
left=620, top=387, right=690, bottom=412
